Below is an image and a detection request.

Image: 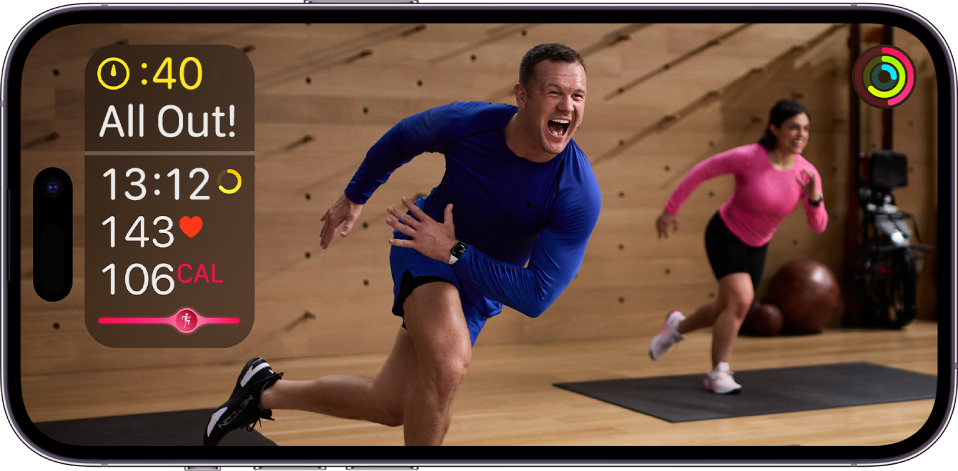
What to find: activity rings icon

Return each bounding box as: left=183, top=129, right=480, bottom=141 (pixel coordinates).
left=217, top=169, right=242, bottom=194
left=853, top=45, right=915, bottom=109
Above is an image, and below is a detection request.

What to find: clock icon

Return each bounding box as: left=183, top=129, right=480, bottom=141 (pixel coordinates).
left=96, top=57, right=130, bottom=90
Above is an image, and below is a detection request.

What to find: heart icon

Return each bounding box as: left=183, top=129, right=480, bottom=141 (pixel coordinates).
left=179, top=216, right=203, bottom=238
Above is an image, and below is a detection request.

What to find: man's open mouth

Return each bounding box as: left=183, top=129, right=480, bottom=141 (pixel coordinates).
left=548, top=119, right=570, bottom=138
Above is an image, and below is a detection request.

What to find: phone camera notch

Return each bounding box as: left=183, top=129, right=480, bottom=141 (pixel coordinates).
left=33, top=168, right=73, bottom=301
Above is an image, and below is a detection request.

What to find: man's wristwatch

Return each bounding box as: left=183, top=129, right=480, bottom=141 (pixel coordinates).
left=448, top=241, right=468, bottom=265
left=809, top=195, right=824, bottom=206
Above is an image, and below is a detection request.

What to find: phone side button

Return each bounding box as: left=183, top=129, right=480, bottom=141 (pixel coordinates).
left=7, top=188, right=9, bottom=282
left=254, top=468, right=326, bottom=470
left=184, top=468, right=220, bottom=471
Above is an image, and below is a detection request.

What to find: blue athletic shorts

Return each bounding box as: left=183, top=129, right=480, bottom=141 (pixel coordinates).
left=389, top=239, right=498, bottom=347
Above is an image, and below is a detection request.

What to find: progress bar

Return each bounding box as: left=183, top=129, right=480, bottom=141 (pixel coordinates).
left=99, top=307, right=239, bottom=334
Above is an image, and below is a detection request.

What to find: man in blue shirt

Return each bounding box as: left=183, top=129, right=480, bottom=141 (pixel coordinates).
left=205, top=43, right=602, bottom=446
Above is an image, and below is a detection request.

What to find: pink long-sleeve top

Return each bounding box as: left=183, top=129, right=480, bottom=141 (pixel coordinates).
left=664, top=143, right=828, bottom=247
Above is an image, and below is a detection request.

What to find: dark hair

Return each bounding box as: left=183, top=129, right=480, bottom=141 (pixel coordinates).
left=758, top=99, right=809, bottom=150
left=519, top=43, right=586, bottom=89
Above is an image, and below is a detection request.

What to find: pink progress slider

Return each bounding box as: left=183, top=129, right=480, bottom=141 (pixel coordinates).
left=99, top=307, right=239, bottom=334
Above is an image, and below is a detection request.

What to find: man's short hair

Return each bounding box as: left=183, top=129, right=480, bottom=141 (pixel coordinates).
left=519, top=43, right=586, bottom=89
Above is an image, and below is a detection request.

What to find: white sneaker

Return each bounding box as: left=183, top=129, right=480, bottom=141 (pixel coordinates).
left=704, top=362, right=742, bottom=394
left=649, top=311, right=685, bottom=360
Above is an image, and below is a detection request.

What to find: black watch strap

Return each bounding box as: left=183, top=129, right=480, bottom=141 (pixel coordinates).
left=809, top=195, right=823, bottom=206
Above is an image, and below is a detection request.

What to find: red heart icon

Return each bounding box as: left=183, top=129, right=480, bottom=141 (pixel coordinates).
left=179, top=216, right=203, bottom=238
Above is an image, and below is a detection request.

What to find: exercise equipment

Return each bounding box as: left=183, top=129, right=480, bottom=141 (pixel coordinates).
left=849, top=150, right=932, bottom=328
left=764, top=259, right=840, bottom=334
left=742, top=302, right=784, bottom=336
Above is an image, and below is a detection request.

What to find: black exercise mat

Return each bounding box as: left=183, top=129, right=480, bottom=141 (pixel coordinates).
left=554, top=362, right=936, bottom=423
left=35, top=409, right=277, bottom=446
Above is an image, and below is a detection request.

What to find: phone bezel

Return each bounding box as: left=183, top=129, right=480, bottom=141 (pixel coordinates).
left=1, top=3, right=954, bottom=466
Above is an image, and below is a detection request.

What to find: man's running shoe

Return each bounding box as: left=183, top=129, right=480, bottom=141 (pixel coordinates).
left=204, top=357, right=283, bottom=446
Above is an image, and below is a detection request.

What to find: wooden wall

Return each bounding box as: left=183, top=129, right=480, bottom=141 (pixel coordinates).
left=17, top=23, right=940, bottom=376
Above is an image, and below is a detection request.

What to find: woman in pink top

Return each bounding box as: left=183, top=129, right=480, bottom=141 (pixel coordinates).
left=649, top=99, right=828, bottom=394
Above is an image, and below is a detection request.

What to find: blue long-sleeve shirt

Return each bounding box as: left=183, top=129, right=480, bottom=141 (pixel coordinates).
left=345, top=102, right=602, bottom=318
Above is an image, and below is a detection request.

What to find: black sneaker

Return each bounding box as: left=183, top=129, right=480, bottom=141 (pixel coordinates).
left=204, top=357, right=283, bottom=446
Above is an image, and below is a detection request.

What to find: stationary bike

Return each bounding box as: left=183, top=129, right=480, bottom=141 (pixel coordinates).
left=849, top=150, right=932, bottom=328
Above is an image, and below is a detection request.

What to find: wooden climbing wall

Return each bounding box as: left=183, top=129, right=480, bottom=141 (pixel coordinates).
left=16, top=23, right=940, bottom=375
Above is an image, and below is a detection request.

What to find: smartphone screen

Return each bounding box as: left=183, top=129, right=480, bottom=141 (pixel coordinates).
left=2, top=1, right=955, bottom=469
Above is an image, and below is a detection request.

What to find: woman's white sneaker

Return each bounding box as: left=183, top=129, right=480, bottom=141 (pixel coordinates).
left=649, top=311, right=686, bottom=360
left=704, top=362, right=742, bottom=394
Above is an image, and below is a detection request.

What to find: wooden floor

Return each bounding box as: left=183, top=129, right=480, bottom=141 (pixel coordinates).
left=21, top=320, right=938, bottom=446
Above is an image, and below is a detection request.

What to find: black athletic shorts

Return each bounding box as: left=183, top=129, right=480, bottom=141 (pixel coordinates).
left=704, top=211, right=769, bottom=290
